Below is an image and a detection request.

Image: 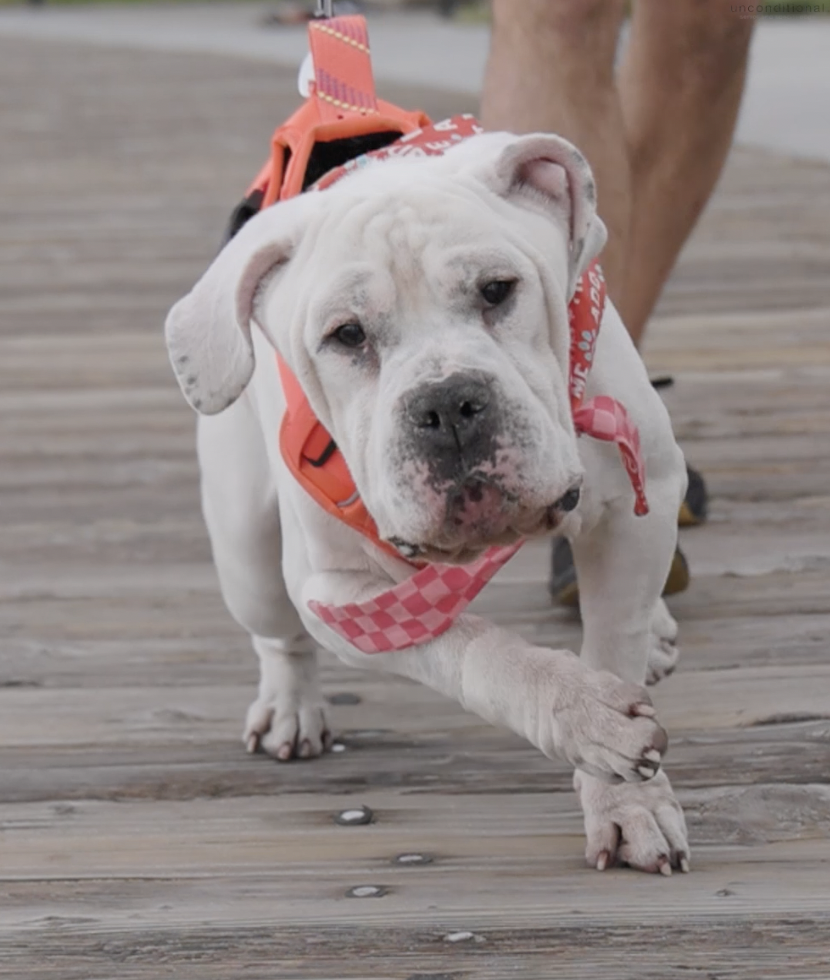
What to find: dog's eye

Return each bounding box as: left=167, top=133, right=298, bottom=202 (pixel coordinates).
left=332, top=322, right=366, bottom=348
left=480, top=279, right=516, bottom=306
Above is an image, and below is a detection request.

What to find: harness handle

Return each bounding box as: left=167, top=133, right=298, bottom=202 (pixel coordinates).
left=315, top=0, right=334, bottom=17
left=307, top=14, right=379, bottom=121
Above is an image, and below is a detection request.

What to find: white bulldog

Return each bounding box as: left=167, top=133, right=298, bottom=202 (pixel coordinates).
left=166, top=132, right=690, bottom=875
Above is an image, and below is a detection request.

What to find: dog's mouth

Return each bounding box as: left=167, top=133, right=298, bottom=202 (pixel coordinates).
left=386, top=479, right=581, bottom=565
left=449, top=478, right=515, bottom=537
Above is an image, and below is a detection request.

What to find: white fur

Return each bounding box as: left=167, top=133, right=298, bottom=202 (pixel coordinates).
left=166, top=133, right=689, bottom=874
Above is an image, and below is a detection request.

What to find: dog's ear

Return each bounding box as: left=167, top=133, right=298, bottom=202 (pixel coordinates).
left=473, top=133, right=607, bottom=299
left=165, top=196, right=315, bottom=415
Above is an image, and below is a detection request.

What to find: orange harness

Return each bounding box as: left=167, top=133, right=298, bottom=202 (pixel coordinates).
left=245, top=17, right=429, bottom=208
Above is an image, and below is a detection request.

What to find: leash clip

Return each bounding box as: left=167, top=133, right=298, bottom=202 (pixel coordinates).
left=315, top=0, right=334, bottom=17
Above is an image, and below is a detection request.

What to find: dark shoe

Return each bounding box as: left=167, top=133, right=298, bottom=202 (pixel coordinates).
left=663, top=543, right=691, bottom=595
left=549, top=537, right=580, bottom=608
left=651, top=377, right=709, bottom=528
left=679, top=464, right=708, bottom=527
left=550, top=538, right=691, bottom=608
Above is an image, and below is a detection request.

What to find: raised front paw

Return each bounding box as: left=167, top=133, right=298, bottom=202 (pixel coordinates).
left=544, top=654, right=668, bottom=784
left=574, top=769, right=690, bottom=875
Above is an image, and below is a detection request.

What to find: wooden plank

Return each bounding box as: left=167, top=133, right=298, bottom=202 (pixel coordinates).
left=2, top=785, right=830, bottom=879
left=2, top=716, right=828, bottom=804
left=1, top=662, right=827, bottom=752
left=3, top=911, right=829, bottom=980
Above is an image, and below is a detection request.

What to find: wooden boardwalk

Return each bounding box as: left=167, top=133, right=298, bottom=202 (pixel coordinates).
left=2, top=36, right=830, bottom=980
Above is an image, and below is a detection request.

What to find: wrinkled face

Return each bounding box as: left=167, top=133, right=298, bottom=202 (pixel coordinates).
left=271, top=181, right=585, bottom=564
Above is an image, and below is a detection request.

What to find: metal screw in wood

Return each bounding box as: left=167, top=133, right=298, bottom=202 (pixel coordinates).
left=334, top=805, right=374, bottom=826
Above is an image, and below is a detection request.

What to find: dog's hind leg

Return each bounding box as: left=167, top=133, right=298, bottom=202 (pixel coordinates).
left=197, top=393, right=330, bottom=761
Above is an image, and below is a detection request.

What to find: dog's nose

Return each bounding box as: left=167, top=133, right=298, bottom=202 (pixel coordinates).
left=405, top=374, right=496, bottom=455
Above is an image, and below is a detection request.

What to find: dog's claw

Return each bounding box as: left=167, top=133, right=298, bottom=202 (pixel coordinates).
left=650, top=725, right=669, bottom=757
left=680, top=856, right=691, bottom=874
left=632, top=702, right=656, bottom=718
left=246, top=733, right=259, bottom=754
left=576, top=770, right=690, bottom=877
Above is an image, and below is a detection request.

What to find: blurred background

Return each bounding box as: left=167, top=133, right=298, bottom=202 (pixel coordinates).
left=2, top=0, right=830, bottom=161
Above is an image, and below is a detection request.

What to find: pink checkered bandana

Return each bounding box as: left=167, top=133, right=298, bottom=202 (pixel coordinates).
left=309, top=540, right=523, bottom=655
left=306, top=120, right=648, bottom=653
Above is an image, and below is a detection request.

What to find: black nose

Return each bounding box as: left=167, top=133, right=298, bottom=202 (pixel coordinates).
left=405, top=373, right=495, bottom=456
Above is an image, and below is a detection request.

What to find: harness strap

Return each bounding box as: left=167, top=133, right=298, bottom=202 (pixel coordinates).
left=307, top=16, right=378, bottom=119
left=244, top=16, right=428, bottom=210
left=276, top=353, right=398, bottom=555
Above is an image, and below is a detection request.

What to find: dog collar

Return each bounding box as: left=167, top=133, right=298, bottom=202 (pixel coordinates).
left=235, top=15, right=647, bottom=653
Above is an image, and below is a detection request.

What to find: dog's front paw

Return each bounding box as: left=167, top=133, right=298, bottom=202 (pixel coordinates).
left=544, top=655, right=668, bottom=784
left=244, top=691, right=332, bottom=761
left=574, top=769, right=690, bottom=875
left=646, top=599, right=680, bottom=685
left=244, top=654, right=332, bottom=763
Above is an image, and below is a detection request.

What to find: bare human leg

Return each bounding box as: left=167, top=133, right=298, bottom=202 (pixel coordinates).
left=618, top=0, right=755, bottom=343
left=481, top=0, right=755, bottom=346
left=481, top=0, right=631, bottom=310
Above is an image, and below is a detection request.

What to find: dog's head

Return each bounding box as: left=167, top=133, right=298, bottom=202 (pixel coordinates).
left=166, top=133, right=606, bottom=563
